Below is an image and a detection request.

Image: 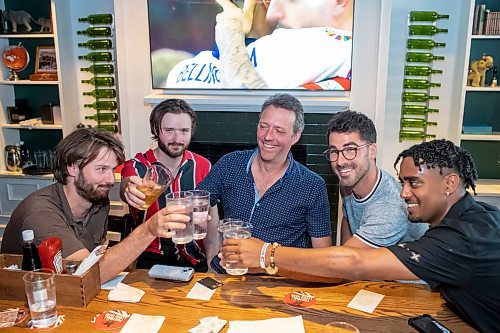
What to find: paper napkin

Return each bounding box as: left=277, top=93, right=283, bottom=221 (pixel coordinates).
left=120, top=314, right=165, bottom=333
left=108, top=283, right=145, bottom=303
left=101, top=272, right=129, bottom=290
left=347, top=289, right=385, bottom=314
left=188, top=316, right=227, bottom=333
left=227, top=315, right=305, bottom=333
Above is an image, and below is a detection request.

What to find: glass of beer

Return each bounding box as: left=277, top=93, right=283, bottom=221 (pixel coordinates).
left=189, top=190, right=210, bottom=240
left=137, top=165, right=172, bottom=210
left=167, top=191, right=194, bottom=244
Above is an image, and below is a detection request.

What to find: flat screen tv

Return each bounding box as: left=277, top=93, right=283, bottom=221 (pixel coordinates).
left=147, top=0, right=354, bottom=92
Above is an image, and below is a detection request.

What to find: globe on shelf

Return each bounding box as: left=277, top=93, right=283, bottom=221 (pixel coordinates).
left=2, top=44, right=30, bottom=80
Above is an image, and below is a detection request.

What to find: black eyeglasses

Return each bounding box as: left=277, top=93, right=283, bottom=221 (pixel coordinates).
left=323, top=143, right=371, bottom=162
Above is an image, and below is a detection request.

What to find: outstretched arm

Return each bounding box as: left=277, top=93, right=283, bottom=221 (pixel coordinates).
left=215, top=0, right=268, bottom=88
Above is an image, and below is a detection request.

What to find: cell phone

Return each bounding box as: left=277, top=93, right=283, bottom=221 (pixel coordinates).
left=408, top=314, right=453, bottom=333
left=148, top=265, right=194, bottom=282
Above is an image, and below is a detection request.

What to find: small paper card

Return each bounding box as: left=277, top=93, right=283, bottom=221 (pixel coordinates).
left=108, top=283, right=145, bottom=303
left=347, top=289, right=385, bottom=314
left=186, top=282, right=216, bottom=301
left=102, top=272, right=129, bottom=290
left=120, top=314, right=165, bottom=333
left=188, top=316, right=227, bottom=333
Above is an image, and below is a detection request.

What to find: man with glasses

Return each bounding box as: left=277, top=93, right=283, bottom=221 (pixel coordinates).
left=324, top=111, right=427, bottom=248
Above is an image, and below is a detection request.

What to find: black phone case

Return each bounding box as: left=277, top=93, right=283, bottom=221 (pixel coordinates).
left=408, top=314, right=453, bottom=333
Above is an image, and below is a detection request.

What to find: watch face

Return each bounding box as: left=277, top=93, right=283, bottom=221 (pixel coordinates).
left=265, top=265, right=279, bottom=275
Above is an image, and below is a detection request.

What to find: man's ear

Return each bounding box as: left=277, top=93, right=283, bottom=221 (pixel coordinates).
left=444, top=172, right=461, bottom=194
left=292, top=131, right=302, bottom=145
left=369, top=143, right=377, bottom=160
left=67, top=164, right=79, bottom=178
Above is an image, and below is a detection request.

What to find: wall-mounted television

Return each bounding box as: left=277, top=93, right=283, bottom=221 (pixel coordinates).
left=147, top=0, right=354, bottom=92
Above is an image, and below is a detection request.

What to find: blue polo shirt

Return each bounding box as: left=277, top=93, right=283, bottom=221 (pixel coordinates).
left=197, top=149, right=331, bottom=247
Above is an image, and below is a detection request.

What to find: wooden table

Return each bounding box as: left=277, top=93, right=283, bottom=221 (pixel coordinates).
left=0, top=271, right=476, bottom=332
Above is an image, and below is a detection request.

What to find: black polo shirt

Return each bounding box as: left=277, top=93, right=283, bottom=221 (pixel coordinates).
left=1, top=182, right=109, bottom=258
left=388, top=193, right=500, bottom=333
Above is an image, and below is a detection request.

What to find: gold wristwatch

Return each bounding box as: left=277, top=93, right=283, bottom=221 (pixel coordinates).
left=265, top=242, right=280, bottom=275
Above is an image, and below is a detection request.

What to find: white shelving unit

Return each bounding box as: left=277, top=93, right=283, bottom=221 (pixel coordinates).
left=0, top=80, right=59, bottom=85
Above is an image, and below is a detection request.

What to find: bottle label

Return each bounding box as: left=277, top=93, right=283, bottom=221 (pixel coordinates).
left=53, top=250, right=63, bottom=274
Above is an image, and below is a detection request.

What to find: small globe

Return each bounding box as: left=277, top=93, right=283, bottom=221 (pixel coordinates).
left=2, top=45, right=29, bottom=71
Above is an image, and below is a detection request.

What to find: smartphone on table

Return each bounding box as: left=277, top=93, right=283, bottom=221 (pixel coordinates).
left=148, top=264, right=194, bottom=282
left=408, top=314, right=453, bottom=333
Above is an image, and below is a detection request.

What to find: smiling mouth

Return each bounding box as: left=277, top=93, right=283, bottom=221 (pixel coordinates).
left=336, top=168, right=353, bottom=177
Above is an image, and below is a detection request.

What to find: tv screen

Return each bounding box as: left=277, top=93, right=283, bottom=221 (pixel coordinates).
left=147, top=0, right=354, bottom=91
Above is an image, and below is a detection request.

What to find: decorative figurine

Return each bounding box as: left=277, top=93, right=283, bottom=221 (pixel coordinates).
left=1, top=10, right=36, bottom=33
left=36, top=17, right=52, bottom=32
left=467, top=54, right=494, bottom=87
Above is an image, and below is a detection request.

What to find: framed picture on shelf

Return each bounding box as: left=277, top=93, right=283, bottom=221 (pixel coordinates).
left=35, top=46, right=57, bottom=73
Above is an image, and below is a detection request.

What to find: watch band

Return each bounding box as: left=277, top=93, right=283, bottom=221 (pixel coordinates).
left=265, top=242, right=280, bottom=275
left=260, top=242, right=271, bottom=269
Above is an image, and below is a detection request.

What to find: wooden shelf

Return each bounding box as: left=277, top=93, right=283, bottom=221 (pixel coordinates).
left=461, top=133, right=500, bottom=141
left=0, top=80, right=59, bottom=85
left=471, top=35, right=500, bottom=39
left=0, top=33, right=54, bottom=38
left=465, top=86, right=500, bottom=92
left=1, top=124, right=63, bottom=130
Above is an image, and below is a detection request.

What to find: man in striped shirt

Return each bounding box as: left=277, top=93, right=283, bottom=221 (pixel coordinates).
left=120, top=99, right=212, bottom=271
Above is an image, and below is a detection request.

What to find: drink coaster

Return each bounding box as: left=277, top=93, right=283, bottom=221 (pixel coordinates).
left=284, top=291, right=317, bottom=308
left=28, top=314, right=65, bottom=330
left=91, top=310, right=131, bottom=330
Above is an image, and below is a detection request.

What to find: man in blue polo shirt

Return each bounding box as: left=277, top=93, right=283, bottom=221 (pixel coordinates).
left=197, top=93, right=332, bottom=271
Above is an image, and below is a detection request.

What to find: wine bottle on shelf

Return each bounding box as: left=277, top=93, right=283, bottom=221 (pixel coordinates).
left=408, top=25, right=448, bottom=36
left=85, top=113, right=118, bottom=122
left=406, top=52, right=444, bottom=63
left=81, top=77, right=115, bottom=86
left=402, top=105, right=439, bottom=115
left=78, top=14, right=113, bottom=25
left=401, top=118, right=438, bottom=128
left=402, top=92, right=439, bottom=102
left=407, top=39, right=446, bottom=50
left=78, top=52, right=112, bottom=62
left=403, top=79, right=441, bottom=89
left=409, top=11, right=449, bottom=22
left=83, top=88, right=116, bottom=98
left=84, top=101, right=118, bottom=110
left=80, top=64, right=114, bottom=74
left=22, top=230, right=42, bottom=271
left=95, top=124, right=119, bottom=133
left=76, top=27, right=112, bottom=37
left=78, top=39, right=113, bottom=50
left=405, top=66, right=443, bottom=76
left=400, top=130, right=436, bottom=141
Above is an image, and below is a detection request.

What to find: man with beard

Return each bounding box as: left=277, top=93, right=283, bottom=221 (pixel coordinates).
left=221, top=139, right=500, bottom=332
left=326, top=111, right=427, bottom=248
left=197, top=93, right=332, bottom=273
left=2, top=129, right=189, bottom=283
left=120, top=99, right=212, bottom=271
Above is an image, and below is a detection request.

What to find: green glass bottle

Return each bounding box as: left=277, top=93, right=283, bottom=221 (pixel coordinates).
left=76, top=27, right=112, bottom=37
left=408, top=25, right=448, bottom=36
left=80, top=64, right=114, bottom=74
left=401, top=118, right=437, bottom=128
left=400, top=130, right=436, bottom=141
left=85, top=112, right=118, bottom=122
left=83, top=89, right=116, bottom=98
left=405, top=66, right=443, bottom=76
left=84, top=101, right=117, bottom=110
left=409, top=11, right=449, bottom=22
left=407, top=39, right=446, bottom=50
left=403, top=79, right=441, bottom=89
left=406, top=52, right=444, bottom=63
left=78, top=52, right=112, bottom=62
left=95, top=124, right=119, bottom=133
left=78, top=39, right=113, bottom=50
left=81, top=77, right=115, bottom=86
left=78, top=14, right=113, bottom=25
left=402, top=105, right=439, bottom=116
left=402, top=92, right=439, bottom=102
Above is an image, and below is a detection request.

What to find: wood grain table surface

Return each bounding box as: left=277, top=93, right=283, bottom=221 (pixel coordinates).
left=0, top=270, right=477, bottom=332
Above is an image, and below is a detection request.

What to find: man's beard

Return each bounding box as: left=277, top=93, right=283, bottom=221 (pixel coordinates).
left=75, top=171, right=112, bottom=203
left=158, top=140, right=187, bottom=158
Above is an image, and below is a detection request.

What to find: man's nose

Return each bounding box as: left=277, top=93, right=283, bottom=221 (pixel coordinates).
left=400, top=184, right=411, bottom=199
left=266, top=0, right=284, bottom=24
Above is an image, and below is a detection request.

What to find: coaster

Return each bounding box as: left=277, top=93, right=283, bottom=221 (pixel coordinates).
left=28, top=314, right=65, bottom=330
left=284, top=291, right=317, bottom=308
left=15, top=308, right=28, bottom=325
left=0, top=308, right=19, bottom=328
left=91, top=310, right=131, bottom=330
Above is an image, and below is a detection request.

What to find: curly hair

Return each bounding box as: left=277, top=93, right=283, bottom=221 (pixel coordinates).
left=326, top=110, right=377, bottom=143
left=394, top=139, right=478, bottom=194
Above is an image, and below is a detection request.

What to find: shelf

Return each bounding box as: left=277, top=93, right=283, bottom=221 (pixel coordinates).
left=471, top=35, right=500, bottom=39
left=0, top=33, right=54, bottom=38
left=0, top=79, right=59, bottom=85
left=474, top=179, right=500, bottom=196
left=465, top=86, right=500, bottom=92
left=1, top=124, right=63, bottom=130
left=461, top=133, right=500, bottom=141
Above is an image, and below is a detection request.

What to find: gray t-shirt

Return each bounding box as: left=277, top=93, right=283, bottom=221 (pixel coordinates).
left=342, top=169, right=428, bottom=247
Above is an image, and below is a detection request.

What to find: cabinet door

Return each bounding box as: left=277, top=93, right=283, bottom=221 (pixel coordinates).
left=0, top=178, right=54, bottom=214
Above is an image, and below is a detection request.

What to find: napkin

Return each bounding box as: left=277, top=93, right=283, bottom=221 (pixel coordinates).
left=101, top=272, right=129, bottom=290
left=74, top=244, right=106, bottom=276
left=120, top=314, right=165, bottom=333
left=227, top=316, right=305, bottom=333
left=186, top=282, right=217, bottom=301
left=108, top=283, right=145, bottom=303
left=188, top=316, right=227, bottom=333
